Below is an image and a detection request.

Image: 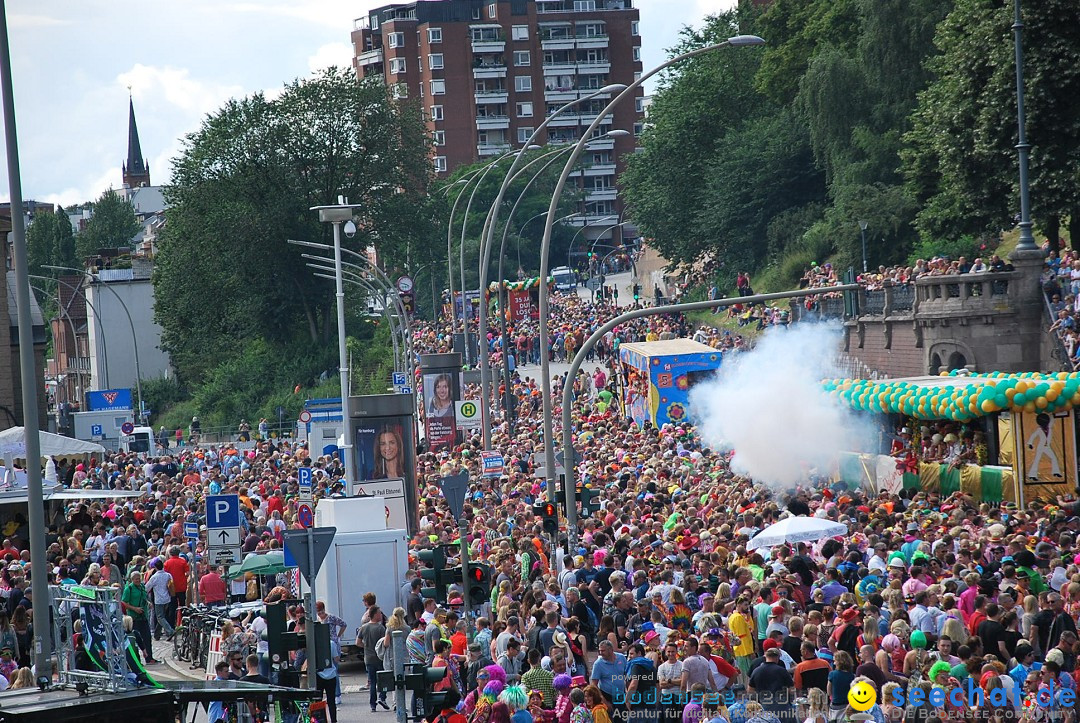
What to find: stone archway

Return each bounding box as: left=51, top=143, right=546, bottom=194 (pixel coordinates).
left=928, top=340, right=975, bottom=374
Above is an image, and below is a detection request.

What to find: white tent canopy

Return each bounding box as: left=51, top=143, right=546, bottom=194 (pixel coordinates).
left=0, top=427, right=105, bottom=459
left=746, top=516, right=848, bottom=552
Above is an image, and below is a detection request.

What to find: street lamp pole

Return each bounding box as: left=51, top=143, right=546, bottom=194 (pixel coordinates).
left=537, top=33, right=765, bottom=519
left=0, top=0, right=51, bottom=677
left=1012, top=0, right=1037, bottom=254
left=309, top=269, right=403, bottom=373
left=311, top=202, right=362, bottom=495
left=859, top=220, right=869, bottom=274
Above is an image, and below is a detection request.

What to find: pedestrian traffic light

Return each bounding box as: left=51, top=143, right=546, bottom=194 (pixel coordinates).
left=466, top=562, right=492, bottom=606
left=587, top=250, right=593, bottom=258
left=265, top=602, right=306, bottom=668
left=405, top=663, right=450, bottom=717
left=632, top=283, right=641, bottom=300
left=418, top=546, right=448, bottom=603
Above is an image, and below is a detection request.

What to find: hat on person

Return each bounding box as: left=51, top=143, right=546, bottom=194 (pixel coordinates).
left=762, top=639, right=780, bottom=652
left=906, top=522, right=919, bottom=532
left=1046, top=648, right=1066, bottom=666
left=841, top=608, right=859, bottom=623
left=888, top=556, right=906, bottom=569
left=771, top=605, right=785, bottom=617
left=988, top=524, right=1006, bottom=543
left=643, top=630, right=659, bottom=644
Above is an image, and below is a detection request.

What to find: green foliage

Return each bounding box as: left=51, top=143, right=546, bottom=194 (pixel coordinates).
left=76, top=189, right=140, bottom=259
left=906, top=235, right=984, bottom=266
left=155, top=67, right=433, bottom=383
left=903, top=0, right=1080, bottom=245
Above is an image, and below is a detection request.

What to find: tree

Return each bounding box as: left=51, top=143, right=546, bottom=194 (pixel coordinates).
left=76, top=189, right=140, bottom=259
left=903, top=0, right=1080, bottom=245
left=154, top=67, right=433, bottom=382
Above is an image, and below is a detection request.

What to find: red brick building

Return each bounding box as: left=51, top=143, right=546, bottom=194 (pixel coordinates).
left=351, top=0, right=644, bottom=247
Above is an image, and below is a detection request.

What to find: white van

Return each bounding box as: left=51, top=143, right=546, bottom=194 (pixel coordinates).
left=119, top=426, right=155, bottom=454
left=552, top=266, right=577, bottom=291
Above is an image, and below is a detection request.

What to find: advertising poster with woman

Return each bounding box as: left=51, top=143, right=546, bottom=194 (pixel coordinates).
left=353, top=415, right=417, bottom=533
left=424, top=371, right=460, bottom=451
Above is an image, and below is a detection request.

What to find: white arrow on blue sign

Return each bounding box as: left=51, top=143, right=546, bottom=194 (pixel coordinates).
left=184, top=522, right=199, bottom=540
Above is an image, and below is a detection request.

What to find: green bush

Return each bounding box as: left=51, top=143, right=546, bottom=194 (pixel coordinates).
left=906, top=235, right=986, bottom=265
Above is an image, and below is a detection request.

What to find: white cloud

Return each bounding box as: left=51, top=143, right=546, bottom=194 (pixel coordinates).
left=9, top=13, right=68, bottom=28
left=118, top=64, right=244, bottom=116
left=307, top=42, right=355, bottom=74
left=219, top=0, right=368, bottom=30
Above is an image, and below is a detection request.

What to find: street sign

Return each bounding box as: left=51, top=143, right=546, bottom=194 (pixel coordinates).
left=298, top=503, right=314, bottom=528
left=206, top=495, right=241, bottom=530
left=400, top=386, right=413, bottom=395
left=392, top=371, right=407, bottom=387
left=210, top=527, right=241, bottom=547
left=207, top=547, right=242, bottom=567
left=90, top=424, right=103, bottom=437
left=298, top=410, right=312, bottom=424
left=298, top=467, right=313, bottom=500
left=120, top=422, right=135, bottom=435
left=184, top=522, right=199, bottom=540
left=283, top=527, right=337, bottom=584
left=456, top=400, right=481, bottom=427
left=438, top=471, right=469, bottom=521
left=480, top=452, right=505, bottom=478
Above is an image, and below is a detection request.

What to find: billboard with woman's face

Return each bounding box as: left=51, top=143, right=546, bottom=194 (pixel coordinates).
left=354, top=415, right=417, bottom=534
left=424, top=371, right=460, bottom=451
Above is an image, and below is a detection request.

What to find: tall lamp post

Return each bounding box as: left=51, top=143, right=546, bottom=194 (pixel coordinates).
left=310, top=201, right=363, bottom=494
left=537, top=34, right=765, bottom=513
left=1012, top=0, right=1037, bottom=253
left=0, top=0, right=51, bottom=678
left=859, top=220, right=869, bottom=274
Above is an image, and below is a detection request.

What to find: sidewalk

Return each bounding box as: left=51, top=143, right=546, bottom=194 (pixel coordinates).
left=152, top=636, right=206, bottom=681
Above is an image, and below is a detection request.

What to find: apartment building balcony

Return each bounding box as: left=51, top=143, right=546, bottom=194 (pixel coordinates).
left=476, top=115, right=511, bottom=130
left=472, top=38, right=506, bottom=53
left=582, top=137, right=614, bottom=150
left=577, top=60, right=611, bottom=74
left=543, top=62, right=578, bottom=76
left=546, top=114, right=581, bottom=128
left=67, top=356, right=91, bottom=373
left=564, top=212, right=616, bottom=226
left=586, top=188, right=618, bottom=201
left=541, top=36, right=576, bottom=51
left=537, top=0, right=631, bottom=12
left=475, top=90, right=509, bottom=104
left=545, top=88, right=579, bottom=102
left=473, top=63, right=507, bottom=79
left=478, top=143, right=512, bottom=156
left=356, top=48, right=384, bottom=66
left=582, top=162, right=617, bottom=176
left=576, top=35, right=609, bottom=49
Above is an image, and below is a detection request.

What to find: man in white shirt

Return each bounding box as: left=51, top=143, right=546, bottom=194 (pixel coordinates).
left=868, top=543, right=889, bottom=575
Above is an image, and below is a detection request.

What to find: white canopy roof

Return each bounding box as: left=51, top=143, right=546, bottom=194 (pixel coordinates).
left=0, top=427, right=105, bottom=459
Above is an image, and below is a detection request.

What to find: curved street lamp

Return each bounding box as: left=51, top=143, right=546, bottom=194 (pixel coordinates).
left=30, top=273, right=110, bottom=389
left=537, top=34, right=766, bottom=508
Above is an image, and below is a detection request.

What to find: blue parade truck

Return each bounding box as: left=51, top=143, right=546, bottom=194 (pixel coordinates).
left=618, top=339, right=723, bottom=428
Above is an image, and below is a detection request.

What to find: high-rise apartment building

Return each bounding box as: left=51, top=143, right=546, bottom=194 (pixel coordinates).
left=351, top=0, right=644, bottom=244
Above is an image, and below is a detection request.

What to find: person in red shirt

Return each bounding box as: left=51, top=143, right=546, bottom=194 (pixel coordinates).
left=700, top=639, right=738, bottom=689
left=163, top=546, right=190, bottom=620
left=266, top=490, right=284, bottom=517
left=199, top=565, right=228, bottom=605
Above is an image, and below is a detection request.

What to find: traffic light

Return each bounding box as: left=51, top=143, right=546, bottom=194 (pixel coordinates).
left=466, top=562, right=492, bottom=606
left=587, top=250, right=593, bottom=258
left=632, top=283, right=641, bottom=300
left=418, top=546, right=448, bottom=603
left=265, top=602, right=306, bottom=669
left=405, top=663, right=450, bottom=717
left=534, top=500, right=558, bottom=535
left=579, top=486, right=602, bottom=517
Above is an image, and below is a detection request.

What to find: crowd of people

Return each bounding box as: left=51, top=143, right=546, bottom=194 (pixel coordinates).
left=5, top=275, right=1080, bottom=723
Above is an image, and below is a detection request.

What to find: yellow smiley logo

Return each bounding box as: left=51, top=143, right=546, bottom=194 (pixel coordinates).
left=847, top=680, right=877, bottom=712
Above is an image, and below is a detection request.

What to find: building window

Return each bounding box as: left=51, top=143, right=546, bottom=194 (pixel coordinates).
left=634, top=71, right=641, bottom=82
left=429, top=53, right=444, bottom=70
left=433, top=130, right=446, bottom=146
left=371, top=16, right=380, bottom=30
left=633, top=122, right=644, bottom=136
left=516, top=101, right=534, bottom=117
left=430, top=104, right=444, bottom=121
left=389, top=57, right=407, bottom=74
left=515, top=76, right=532, bottom=92
left=512, top=25, right=529, bottom=41
left=514, top=51, right=531, bottom=67
left=517, top=127, right=534, bottom=144
left=472, top=7, right=481, bottom=20
left=574, top=0, right=596, bottom=10
left=631, top=21, right=639, bottom=36
left=633, top=46, right=641, bottom=62
left=430, top=79, right=446, bottom=95
left=387, top=32, right=405, bottom=48
left=428, top=27, right=443, bottom=43
left=392, top=83, right=408, bottom=99
left=635, top=97, right=644, bottom=113
left=489, top=3, right=497, bottom=19
left=434, top=156, right=447, bottom=173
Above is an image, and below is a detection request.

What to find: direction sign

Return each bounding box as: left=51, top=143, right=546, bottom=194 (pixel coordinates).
left=283, top=527, right=337, bottom=584
left=210, top=527, right=241, bottom=547
left=297, top=467, right=313, bottom=500
left=456, top=400, right=481, bottom=427
left=481, top=451, right=505, bottom=478
left=297, top=503, right=314, bottom=528
left=207, top=547, right=242, bottom=567
left=392, top=371, right=408, bottom=387
left=120, top=421, right=135, bottom=435
left=184, top=522, right=199, bottom=540
left=438, top=471, right=469, bottom=521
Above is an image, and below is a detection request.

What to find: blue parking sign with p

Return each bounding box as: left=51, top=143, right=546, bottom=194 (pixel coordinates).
left=298, top=466, right=312, bottom=492
left=205, top=494, right=240, bottom=530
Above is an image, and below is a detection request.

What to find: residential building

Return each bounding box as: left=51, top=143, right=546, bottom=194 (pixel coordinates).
left=351, top=0, right=643, bottom=247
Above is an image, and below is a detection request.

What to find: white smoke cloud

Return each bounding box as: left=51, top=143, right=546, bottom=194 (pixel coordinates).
left=689, top=322, right=869, bottom=490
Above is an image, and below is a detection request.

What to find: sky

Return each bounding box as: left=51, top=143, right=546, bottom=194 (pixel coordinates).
left=2, top=0, right=735, bottom=208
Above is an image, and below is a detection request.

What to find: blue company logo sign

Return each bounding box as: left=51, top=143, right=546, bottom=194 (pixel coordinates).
left=613, top=690, right=736, bottom=707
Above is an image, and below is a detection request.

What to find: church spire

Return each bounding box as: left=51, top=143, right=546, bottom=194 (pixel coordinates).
left=122, top=93, right=150, bottom=188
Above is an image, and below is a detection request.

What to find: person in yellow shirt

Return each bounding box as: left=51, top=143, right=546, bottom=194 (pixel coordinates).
left=727, top=596, right=756, bottom=683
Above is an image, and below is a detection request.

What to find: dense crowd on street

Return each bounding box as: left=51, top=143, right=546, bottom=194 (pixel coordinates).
left=2, top=279, right=1080, bottom=723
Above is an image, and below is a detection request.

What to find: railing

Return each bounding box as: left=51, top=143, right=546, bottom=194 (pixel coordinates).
left=1044, top=291, right=1073, bottom=370
left=914, top=271, right=1015, bottom=309
left=790, top=294, right=848, bottom=322
left=862, top=289, right=886, bottom=316
left=891, top=285, right=915, bottom=313
left=68, top=356, right=91, bottom=372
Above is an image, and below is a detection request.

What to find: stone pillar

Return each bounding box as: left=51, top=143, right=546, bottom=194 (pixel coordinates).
left=1009, top=248, right=1047, bottom=371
